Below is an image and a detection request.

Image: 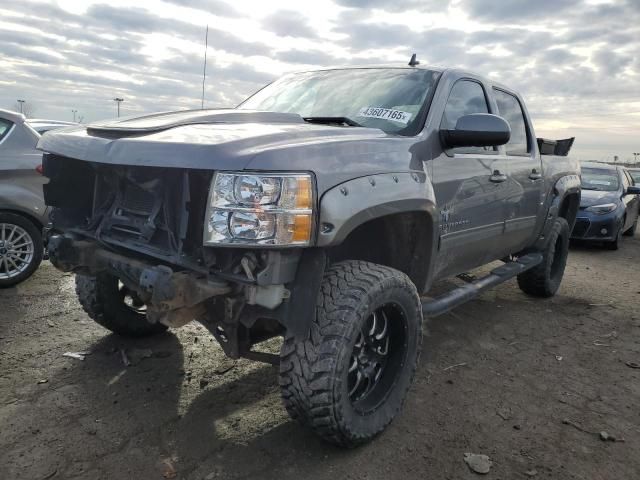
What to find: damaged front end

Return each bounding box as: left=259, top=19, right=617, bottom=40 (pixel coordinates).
left=43, top=154, right=322, bottom=362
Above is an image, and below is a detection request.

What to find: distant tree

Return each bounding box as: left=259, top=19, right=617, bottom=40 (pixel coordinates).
left=12, top=101, right=36, bottom=118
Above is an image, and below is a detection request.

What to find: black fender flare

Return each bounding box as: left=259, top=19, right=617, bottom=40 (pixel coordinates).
left=316, top=172, right=437, bottom=246
left=533, top=174, right=580, bottom=250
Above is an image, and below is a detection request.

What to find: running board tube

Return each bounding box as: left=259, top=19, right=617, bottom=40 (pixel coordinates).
left=422, top=253, right=543, bottom=317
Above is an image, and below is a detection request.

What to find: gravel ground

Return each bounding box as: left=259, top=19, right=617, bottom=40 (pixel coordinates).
left=1, top=236, right=639, bottom=480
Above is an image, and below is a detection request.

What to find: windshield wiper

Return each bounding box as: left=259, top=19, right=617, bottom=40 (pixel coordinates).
left=302, top=116, right=362, bottom=127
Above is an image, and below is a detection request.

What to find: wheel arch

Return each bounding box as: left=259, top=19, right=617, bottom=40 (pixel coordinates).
left=0, top=208, right=45, bottom=230
left=317, top=172, right=438, bottom=293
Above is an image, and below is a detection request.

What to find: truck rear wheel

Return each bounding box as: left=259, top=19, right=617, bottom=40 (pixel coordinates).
left=279, top=260, right=423, bottom=447
left=517, top=217, right=570, bottom=298
left=75, top=273, right=167, bottom=337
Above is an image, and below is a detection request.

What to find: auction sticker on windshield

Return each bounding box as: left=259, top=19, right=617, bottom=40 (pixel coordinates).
left=358, top=107, right=412, bottom=125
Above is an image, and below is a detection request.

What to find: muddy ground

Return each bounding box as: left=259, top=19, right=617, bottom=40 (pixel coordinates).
left=1, top=236, right=639, bottom=480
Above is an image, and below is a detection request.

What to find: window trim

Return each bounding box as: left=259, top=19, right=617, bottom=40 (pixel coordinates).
left=492, top=87, right=532, bottom=157
left=441, top=78, right=496, bottom=156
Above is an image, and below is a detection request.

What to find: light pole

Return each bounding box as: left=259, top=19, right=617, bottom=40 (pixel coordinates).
left=17, top=99, right=25, bottom=114
left=72, top=109, right=77, bottom=122
left=634, top=152, right=639, bottom=165
left=113, top=97, right=124, bottom=117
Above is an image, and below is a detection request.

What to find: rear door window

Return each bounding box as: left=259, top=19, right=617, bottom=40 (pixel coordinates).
left=493, top=89, right=530, bottom=156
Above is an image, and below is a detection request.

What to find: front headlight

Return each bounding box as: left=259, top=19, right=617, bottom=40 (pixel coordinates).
left=204, top=172, right=314, bottom=246
left=585, top=203, right=617, bottom=215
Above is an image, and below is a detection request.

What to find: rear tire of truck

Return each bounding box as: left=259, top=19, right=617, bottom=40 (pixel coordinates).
left=75, top=273, right=167, bottom=337
left=0, top=213, right=44, bottom=288
left=279, top=260, right=423, bottom=447
left=517, top=217, right=570, bottom=298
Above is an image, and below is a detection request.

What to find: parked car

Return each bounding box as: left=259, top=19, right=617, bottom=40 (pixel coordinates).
left=627, top=167, right=640, bottom=184
left=0, top=109, right=47, bottom=287
left=28, top=119, right=78, bottom=135
left=571, top=162, right=640, bottom=249
left=39, top=64, right=580, bottom=447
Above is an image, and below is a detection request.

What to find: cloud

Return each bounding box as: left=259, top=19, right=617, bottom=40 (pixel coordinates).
left=160, top=0, right=241, bottom=17
left=0, top=0, right=638, bottom=160
left=335, top=0, right=449, bottom=13
left=459, top=0, right=582, bottom=20
left=262, top=10, right=319, bottom=38
left=275, top=49, right=342, bottom=66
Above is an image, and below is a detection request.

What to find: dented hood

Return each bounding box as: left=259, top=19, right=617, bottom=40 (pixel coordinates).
left=36, top=109, right=414, bottom=193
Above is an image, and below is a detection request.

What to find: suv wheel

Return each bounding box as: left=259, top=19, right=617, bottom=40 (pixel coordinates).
left=0, top=213, right=44, bottom=288
left=279, top=260, right=423, bottom=447
left=517, top=217, right=570, bottom=297
left=75, top=273, right=167, bottom=337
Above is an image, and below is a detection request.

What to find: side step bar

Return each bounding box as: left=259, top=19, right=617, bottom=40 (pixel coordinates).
left=422, top=253, right=543, bottom=317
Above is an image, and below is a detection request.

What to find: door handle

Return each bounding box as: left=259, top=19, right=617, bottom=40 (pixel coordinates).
left=529, top=169, right=542, bottom=180
left=490, top=170, right=507, bottom=183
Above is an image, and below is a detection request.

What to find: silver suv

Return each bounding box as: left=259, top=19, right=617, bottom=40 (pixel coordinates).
left=0, top=109, right=48, bottom=287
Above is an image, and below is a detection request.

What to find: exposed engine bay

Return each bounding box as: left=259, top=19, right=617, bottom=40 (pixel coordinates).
left=42, top=154, right=312, bottom=362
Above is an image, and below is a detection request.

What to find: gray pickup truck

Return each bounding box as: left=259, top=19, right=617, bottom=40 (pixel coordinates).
left=39, top=63, right=580, bottom=447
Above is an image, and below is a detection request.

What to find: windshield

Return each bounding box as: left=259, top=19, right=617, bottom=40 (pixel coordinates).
left=581, top=168, right=620, bottom=192
left=238, top=68, right=441, bottom=135
left=629, top=170, right=640, bottom=184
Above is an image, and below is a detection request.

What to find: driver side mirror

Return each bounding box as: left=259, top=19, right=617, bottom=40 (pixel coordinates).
left=440, top=113, right=511, bottom=149
left=626, top=186, right=640, bottom=195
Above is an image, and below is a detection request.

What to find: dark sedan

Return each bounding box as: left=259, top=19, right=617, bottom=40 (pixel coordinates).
left=571, top=162, right=640, bottom=249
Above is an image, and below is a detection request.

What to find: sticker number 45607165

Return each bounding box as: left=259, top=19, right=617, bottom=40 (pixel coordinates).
left=357, top=107, right=412, bottom=125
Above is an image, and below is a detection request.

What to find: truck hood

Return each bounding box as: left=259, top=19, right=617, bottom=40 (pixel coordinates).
left=579, top=189, right=620, bottom=208
left=37, top=109, right=416, bottom=193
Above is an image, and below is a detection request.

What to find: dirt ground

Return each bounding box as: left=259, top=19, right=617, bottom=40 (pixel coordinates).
left=1, top=236, right=639, bottom=480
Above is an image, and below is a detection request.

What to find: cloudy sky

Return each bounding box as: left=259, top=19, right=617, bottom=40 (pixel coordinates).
left=1, top=0, right=638, bottom=160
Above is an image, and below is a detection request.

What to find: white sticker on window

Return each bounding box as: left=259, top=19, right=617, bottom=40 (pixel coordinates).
left=590, top=180, right=612, bottom=185
left=357, top=107, right=412, bottom=125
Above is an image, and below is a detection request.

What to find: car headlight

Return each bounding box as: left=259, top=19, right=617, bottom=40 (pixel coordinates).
left=585, top=203, right=617, bottom=215
left=204, top=172, right=314, bottom=246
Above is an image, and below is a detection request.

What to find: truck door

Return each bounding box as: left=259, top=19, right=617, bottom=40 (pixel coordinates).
left=432, top=79, right=509, bottom=278
left=492, top=89, right=544, bottom=252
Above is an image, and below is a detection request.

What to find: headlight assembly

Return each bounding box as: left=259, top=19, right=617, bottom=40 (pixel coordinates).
left=585, top=203, right=616, bottom=215
left=204, top=172, right=314, bottom=246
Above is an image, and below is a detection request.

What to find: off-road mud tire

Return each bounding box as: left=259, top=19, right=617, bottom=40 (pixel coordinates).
left=517, top=217, right=570, bottom=297
left=279, top=260, right=423, bottom=447
left=75, top=273, right=167, bottom=337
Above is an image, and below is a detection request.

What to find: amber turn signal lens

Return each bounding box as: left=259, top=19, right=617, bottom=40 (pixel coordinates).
left=295, top=176, right=312, bottom=210
left=291, top=214, right=312, bottom=243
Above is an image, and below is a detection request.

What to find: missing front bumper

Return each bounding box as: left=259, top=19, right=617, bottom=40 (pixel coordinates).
left=47, top=233, right=231, bottom=326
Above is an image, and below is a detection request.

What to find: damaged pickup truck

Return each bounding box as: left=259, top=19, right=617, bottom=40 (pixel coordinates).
left=39, top=64, right=580, bottom=447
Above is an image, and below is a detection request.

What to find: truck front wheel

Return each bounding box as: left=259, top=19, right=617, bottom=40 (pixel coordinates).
left=75, top=273, right=167, bottom=337
left=279, top=260, right=423, bottom=447
left=517, top=217, right=570, bottom=297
